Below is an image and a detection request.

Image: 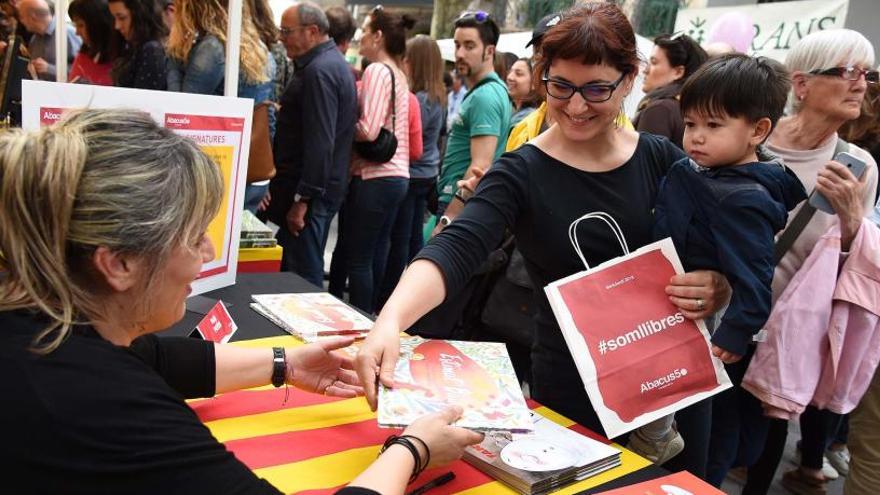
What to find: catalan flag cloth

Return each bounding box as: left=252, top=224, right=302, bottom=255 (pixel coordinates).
left=189, top=336, right=652, bottom=494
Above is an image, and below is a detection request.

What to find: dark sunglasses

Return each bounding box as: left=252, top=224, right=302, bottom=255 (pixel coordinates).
left=541, top=71, right=628, bottom=103
left=456, top=10, right=490, bottom=23
left=809, top=66, right=879, bottom=84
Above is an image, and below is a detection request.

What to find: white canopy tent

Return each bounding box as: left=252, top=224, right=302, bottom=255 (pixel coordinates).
left=438, top=32, right=654, bottom=119
left=437, top=31, right=535, bottom=61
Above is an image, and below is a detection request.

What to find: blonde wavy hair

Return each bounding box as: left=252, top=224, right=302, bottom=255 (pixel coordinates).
left=167, top=0, right=270, bottom=84
left=0, top=109, right=223, bottom=354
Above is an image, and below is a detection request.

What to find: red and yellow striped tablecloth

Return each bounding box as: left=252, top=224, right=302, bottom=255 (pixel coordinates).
left=189, top=336, right=652, bottom=495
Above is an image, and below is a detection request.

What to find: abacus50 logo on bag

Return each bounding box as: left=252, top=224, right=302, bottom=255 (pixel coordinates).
left=641, top=368, right=688, bottom=394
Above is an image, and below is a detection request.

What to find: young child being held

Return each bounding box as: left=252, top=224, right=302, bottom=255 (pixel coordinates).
left=627, top=54, right=807, bottom=464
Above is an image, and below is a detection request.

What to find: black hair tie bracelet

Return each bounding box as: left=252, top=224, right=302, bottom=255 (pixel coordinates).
left=380, top=434, right=431, bottom=483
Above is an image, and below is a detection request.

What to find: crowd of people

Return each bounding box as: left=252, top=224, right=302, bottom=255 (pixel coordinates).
left=1, top=1, right=880, bottom=494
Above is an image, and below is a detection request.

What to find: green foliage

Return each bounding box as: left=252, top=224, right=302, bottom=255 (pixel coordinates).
left=526, top=0, right=574, bottom=26
left=635, top=0, right=679, bottom=38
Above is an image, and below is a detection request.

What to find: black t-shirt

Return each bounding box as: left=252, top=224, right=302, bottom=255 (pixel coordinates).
left=0, top=310, right=377, bottom=495
left=417, top=133, right=685, bottom=432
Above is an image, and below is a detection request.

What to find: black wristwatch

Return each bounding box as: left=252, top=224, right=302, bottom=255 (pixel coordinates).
left=271, top=347, right=287, bottom=388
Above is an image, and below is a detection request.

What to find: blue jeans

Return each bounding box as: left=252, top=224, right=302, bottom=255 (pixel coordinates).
left=378, top=177, right=435, bottom=309
left=344, top=176, right=407, bottom=314
left=243, top=182, right=269, bottom=214
left=276, top=194, right=342, bottom=288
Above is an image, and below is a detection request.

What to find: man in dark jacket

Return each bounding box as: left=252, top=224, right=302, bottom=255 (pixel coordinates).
left=270, top=2, right=357, bottom=287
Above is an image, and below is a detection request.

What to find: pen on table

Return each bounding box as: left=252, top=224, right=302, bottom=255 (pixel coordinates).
left=406, top=471, right=455, bottom=495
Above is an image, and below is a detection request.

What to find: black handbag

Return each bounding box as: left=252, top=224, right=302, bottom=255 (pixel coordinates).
left=354, top=64, right=398, bottom=163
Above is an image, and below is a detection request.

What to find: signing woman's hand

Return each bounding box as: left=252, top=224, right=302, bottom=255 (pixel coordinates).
left=287, top=336, right=364, bottom=398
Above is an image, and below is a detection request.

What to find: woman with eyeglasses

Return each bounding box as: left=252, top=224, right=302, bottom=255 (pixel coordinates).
left=356, top=3, right=730, bottom=478
left=723, top=29, right=879, bottom=495
left=634, top=33, right=707, bottom=150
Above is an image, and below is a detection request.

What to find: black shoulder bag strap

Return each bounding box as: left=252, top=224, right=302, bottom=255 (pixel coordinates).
left=773, top=137, right=851, bottom=263
left=382, top=63, right=397, bottom=133
left=462, top=75, right=506, bottom=103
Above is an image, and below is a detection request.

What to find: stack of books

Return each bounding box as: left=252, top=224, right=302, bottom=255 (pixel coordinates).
left=464, top=411, right=622, bottom=495
left=240, top=210, right=276, bottom=248
left=250, top=292, right=373, bottom=342
left=378, top=337, right=533, bottom=433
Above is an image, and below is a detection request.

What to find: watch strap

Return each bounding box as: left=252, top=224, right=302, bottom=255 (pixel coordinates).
left=271, top=347, right=287, bottom=388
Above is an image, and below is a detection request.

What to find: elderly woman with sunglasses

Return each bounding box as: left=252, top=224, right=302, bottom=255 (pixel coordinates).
left=356, top=3, right=731, bottom=478
left=724, top=29, right=879, bottom=495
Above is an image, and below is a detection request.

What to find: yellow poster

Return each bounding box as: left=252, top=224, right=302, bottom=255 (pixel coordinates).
left=199, top=145, right=234, bottom=264
left=23, top=81, right=253, bottom=295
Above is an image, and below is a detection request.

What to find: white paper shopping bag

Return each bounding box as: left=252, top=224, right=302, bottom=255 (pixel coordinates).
left=545, top=212, right=731, bottom=438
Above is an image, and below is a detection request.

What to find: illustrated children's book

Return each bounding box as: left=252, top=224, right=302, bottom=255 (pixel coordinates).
left=378, top=337, right=533, bottom=433
left=250, top=293, right=373, bottom=341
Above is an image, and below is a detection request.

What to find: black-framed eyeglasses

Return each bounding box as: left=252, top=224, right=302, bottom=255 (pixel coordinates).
left=809, top=66, right=879, bottom=84
left=542, top=71, right=628, bottom=103
left=456, top=10, right=490, bottom=23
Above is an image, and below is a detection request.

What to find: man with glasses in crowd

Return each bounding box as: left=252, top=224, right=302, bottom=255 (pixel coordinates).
left=270, top=1, right=357, bottom=288
left=433, top=11, right=511, bottom=232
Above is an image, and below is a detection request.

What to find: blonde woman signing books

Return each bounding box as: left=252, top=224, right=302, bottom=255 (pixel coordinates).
left=0, top=108, right=482, bottom=494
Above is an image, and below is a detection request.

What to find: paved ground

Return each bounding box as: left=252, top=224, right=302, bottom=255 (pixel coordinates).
left=719, top=419, right=846, bottom=495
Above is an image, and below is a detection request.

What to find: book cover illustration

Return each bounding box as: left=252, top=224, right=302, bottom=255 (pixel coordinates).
left=378, top=337, right=533, bottom=432
left=250, top=293, right=373, bottom=337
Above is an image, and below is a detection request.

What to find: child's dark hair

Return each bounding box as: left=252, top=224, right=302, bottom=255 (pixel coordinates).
left=680, top=54, right=790, bottom=131
left=454, top=11, right=500, bottom=48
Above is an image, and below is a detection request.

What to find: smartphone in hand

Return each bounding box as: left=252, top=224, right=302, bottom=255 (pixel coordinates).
left=808, top=152, right=867, bottom=214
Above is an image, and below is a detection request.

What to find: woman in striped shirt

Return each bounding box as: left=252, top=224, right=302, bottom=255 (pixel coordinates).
left=345, top=6, right=416, bottom=314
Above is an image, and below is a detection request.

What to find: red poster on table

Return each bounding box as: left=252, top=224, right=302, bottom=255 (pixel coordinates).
left=595, top=470, right=724, bottom=494
left=545, top=214, right=730, bottom=438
